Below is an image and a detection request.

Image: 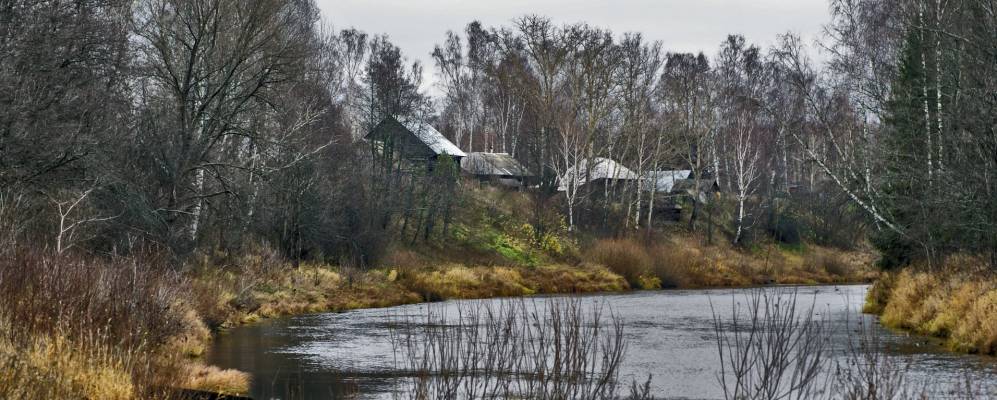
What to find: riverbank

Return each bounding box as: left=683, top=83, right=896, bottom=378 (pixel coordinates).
left=180, top=236, right=874, bottom=395
left=863, top=259, right=997, bottom=356
left=0, top=236, right=876, bottom=399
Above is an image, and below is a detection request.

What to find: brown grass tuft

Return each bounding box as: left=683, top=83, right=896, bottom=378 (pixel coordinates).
left=181, top=363, right=251, bottom=395
left=585, top=239, right=654, bottom=289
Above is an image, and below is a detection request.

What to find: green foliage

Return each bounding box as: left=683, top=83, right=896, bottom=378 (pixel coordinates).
left=491, top=233, right=536, bottom=266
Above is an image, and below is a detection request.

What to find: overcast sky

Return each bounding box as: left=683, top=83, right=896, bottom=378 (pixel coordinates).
left=314, top=0, right=831, bottom=93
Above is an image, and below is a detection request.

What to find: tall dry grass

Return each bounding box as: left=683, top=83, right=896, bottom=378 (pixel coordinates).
left=585, top=236, right=873, bottom=290
left=0, top=249, right=249, bottom=398
left=866, top=261, right=997, bottom=355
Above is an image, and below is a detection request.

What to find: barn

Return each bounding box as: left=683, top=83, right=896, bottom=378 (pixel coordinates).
left=365, top=116, right=466, bottom=168
left=460, top=152, right=533, bottom=187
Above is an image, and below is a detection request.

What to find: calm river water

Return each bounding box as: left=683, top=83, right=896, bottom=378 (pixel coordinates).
left=207, top=285, right=996, bottom=399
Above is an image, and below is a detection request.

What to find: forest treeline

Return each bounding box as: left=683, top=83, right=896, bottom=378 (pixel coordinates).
left=1, top=0, right=995, bottom=270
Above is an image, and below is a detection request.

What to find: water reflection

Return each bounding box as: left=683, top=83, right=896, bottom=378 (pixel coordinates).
left=207, top=285, right=996, bottom=399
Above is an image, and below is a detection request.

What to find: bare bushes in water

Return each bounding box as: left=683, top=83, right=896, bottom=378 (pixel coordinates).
left=389, top=298, right=651, bottom=400
left=711, top=290, right=828, bottom=400
left=391, top=291, right=991, bottom=400
left=712, top=289, right=992, bottom=400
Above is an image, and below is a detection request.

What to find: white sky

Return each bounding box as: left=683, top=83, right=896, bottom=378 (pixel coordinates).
left=314, top=0, right=831, bottom=94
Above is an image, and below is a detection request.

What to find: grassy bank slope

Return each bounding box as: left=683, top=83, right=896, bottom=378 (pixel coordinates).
left=585, top=235, right=876, bottom=289
left=864, top=259, right=997, bottom=355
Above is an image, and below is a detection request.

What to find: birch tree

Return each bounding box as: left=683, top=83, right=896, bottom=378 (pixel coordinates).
left=717, top=36, right=766, bottom=244
left=616, top=33, right=662, bottom=229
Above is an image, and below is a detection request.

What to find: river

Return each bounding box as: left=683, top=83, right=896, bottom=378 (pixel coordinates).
left=207, top=284, right=996, bottom=399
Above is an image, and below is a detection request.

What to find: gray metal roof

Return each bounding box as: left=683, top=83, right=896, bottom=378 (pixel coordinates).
left=461, top=152, right=532, bottom=177
left=558, top=157, right=638, bottom=191
left=641, top=170, right=692, bottom=193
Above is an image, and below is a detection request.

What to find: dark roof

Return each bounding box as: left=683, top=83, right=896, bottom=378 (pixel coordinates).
left=461, top=152, right=532, bottom=177
left=367, top=117, right=466, bottom=158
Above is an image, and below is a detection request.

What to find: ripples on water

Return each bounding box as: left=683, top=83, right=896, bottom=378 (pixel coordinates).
left=208, top=285, right=996, bottom=399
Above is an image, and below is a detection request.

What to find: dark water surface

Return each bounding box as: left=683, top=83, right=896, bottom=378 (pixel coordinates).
left=207, top=285, right=996, bottom=399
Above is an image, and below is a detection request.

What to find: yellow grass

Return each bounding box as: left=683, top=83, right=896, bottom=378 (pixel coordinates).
left=584, top=236, right=875, bottom=289
left=867, top=262, right=997, bottom=355
left=180, top=363, right=251, bottom=395
left=0, top=315, right=134, bottom=400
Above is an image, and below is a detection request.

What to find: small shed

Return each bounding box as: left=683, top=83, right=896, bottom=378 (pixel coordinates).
left=558, top=157, right=638, bottom=192
left=366, top=117, right=466, bottom=167
left=460, top=152, right=533, bottom=187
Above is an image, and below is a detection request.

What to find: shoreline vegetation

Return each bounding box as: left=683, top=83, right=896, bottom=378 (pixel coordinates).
left=0, top=234, right=876, bottom=399
left=863, top=258, right=997, bottom=356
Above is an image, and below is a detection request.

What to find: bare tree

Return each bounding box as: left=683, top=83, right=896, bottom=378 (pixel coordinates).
left=132, top=0, right=317, bottom=252
left=557, top=24, right=617, bottom=232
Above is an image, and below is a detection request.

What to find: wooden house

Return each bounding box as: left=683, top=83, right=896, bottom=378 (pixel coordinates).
left=365, top=116, right=466, bottom=169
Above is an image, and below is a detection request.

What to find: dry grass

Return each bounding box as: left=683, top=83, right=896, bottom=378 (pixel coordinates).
left=0, top=314, right=134, bottom=400
left=867, top=260, right=997, bottom=355
left=0, top=249, right=211, bottom=399
left=585, top=239, right=654, bottom=288
left=180, top=363, right=251, bottom=395
left=584, top=236, right=875, bottom=290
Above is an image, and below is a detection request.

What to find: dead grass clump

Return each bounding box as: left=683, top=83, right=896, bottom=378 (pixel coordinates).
left=950, top=287, right=997, bottom=354
left=181, top=363, right=251, bottom=395
left=530, top=264, right=628, bottom=293
left=404, top=265, right=540, bottom=300
left=407, top=265, right=483, bottom=300
left=585, top=239, right=653, bottom=289
left=0, top=249, right=199, bottom=398
left=805, top=249, right=852, bottom=278
left=879, top=270, right=940, bottom=330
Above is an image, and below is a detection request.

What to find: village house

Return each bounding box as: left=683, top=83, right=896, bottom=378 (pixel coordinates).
left=460, top=152, right=533, bottom=187
left=365, top=116, right=466, bottom=170
left=557, top=157, right=639, bottom=192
